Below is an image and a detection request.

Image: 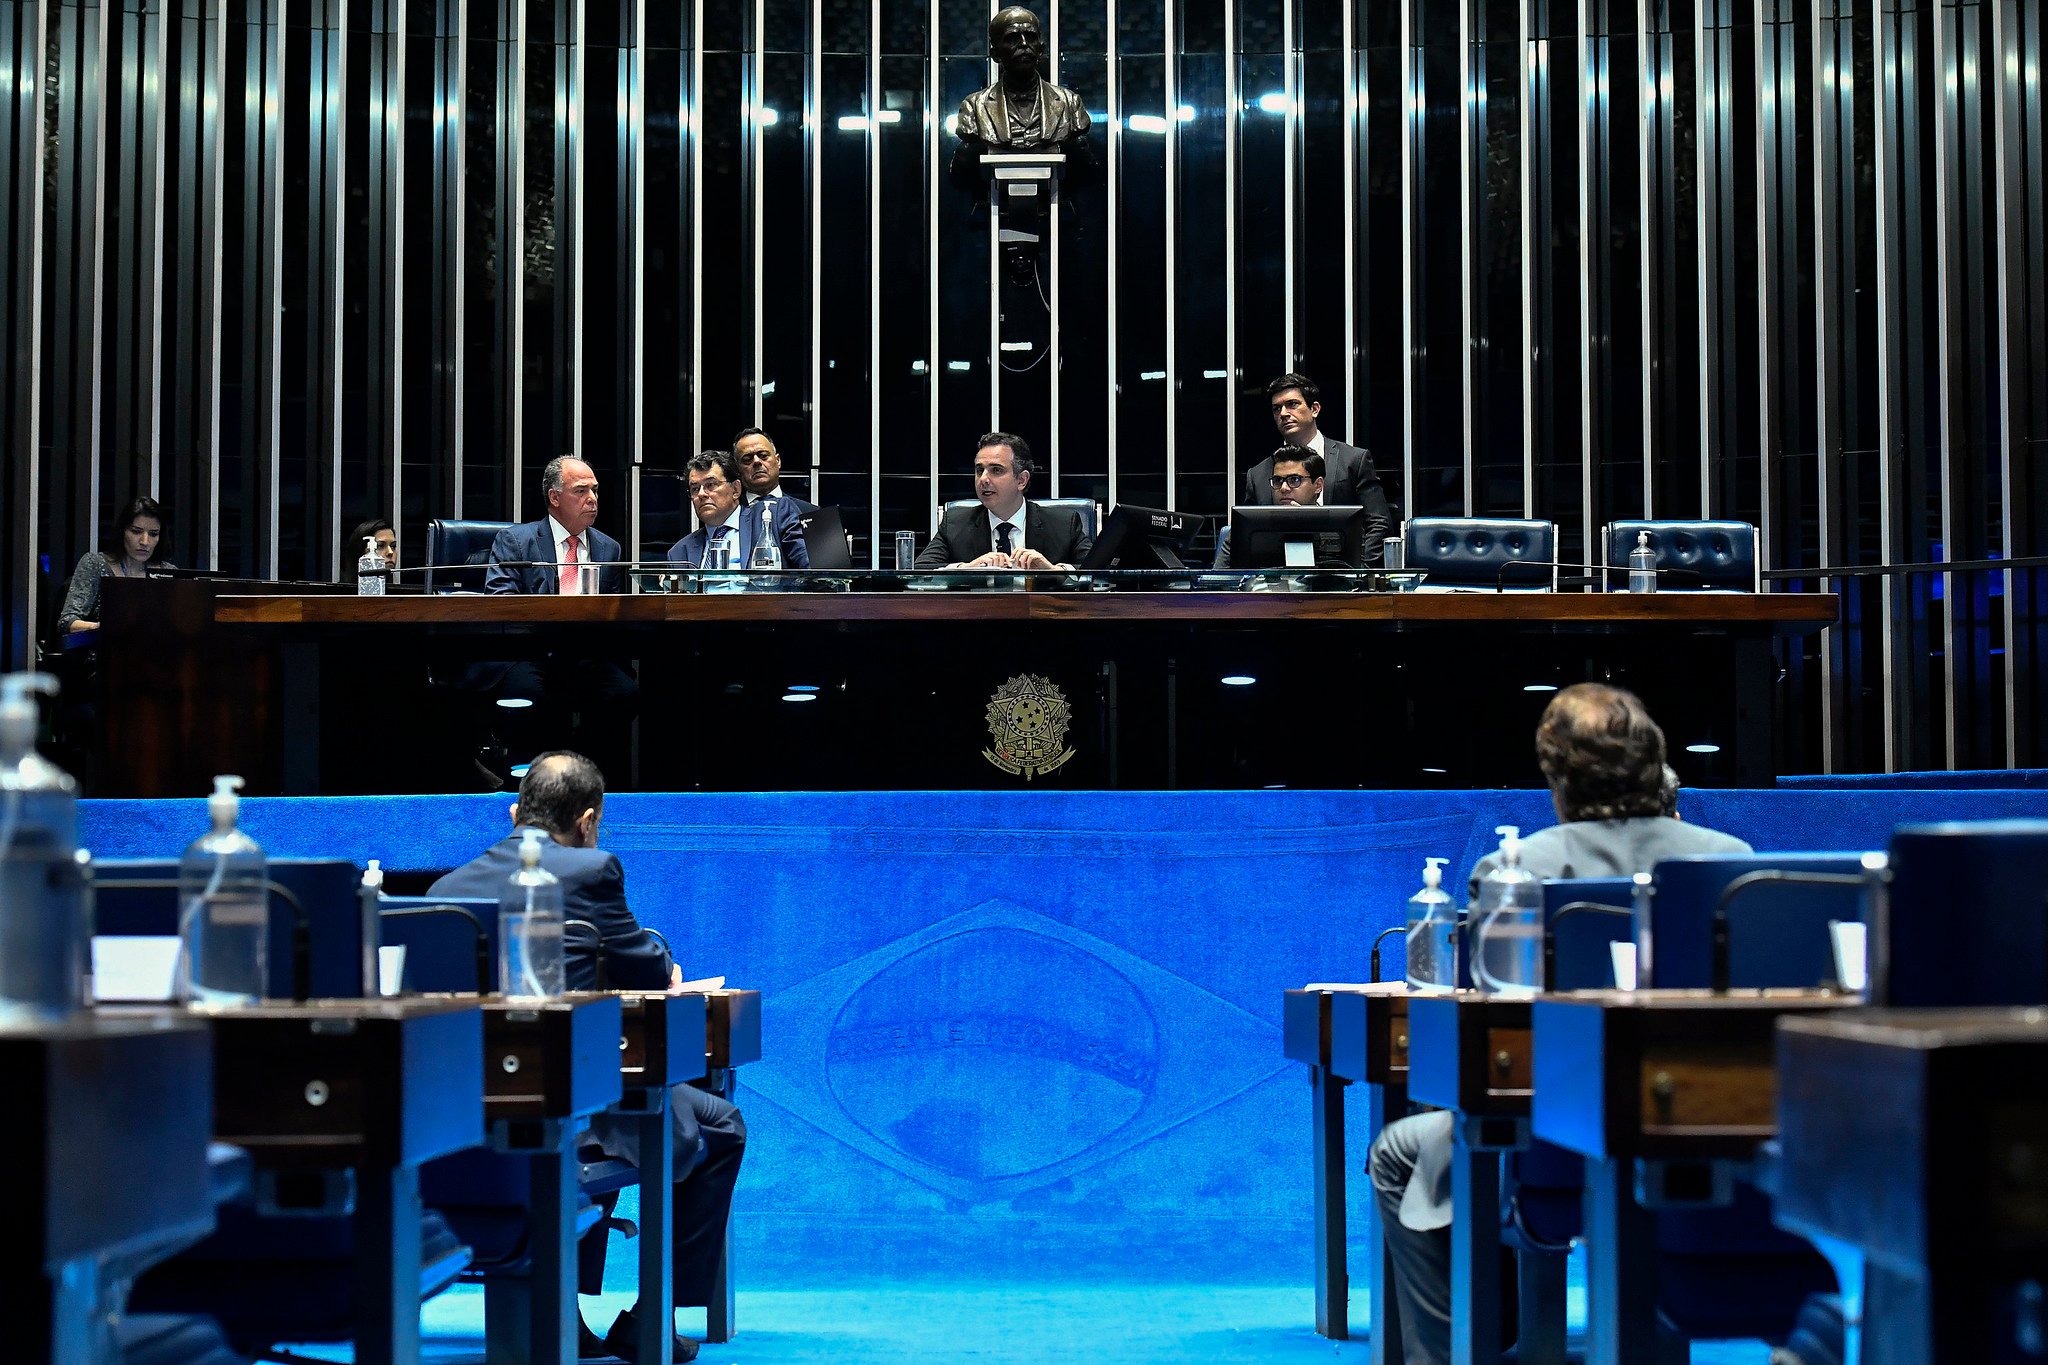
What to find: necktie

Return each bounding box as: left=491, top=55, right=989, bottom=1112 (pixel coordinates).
left=561, top=533, right=581, bottom=595
left=996, top=522, right=1015, bottom=557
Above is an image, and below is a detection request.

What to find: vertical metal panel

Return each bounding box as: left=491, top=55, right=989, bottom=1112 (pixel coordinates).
left=1753, top=0, right=1780, bottom=563
left=1810, top=0, right=1842, bottom=765
left=1106, top=0, right=1118, bottom=507
left=368, top=0, right=405, bottom=546
left=110, top=0, right=170, bottom=495
left=1341, top=0, right=1354, bottom=422
left=626, top=0, right=645, bottom=562
left=1871, top=0, right=1902, bottom=770
left=811, top=0, right=822, bottom=499
left=250, top=0, right=287, bottom=576
left=1223, top=0, right=1236, bottom=500
left=1930, top=0, right=1961, bottom=765
left=1458, top=0, right=1475, bottom=512
left=1574, top=0, right=1593, bottom=544
left=1281, top=0, right=1293, bottom=364
left=568, top=0, right=585, bottom=457
left=1164, top=0, right=1177, bottom=507
left=500, top=0, right=526, bottom=518
left=2, top=0, right=49, bottom=663
left=1049, top=0, right=1061, bottom=489
left=1399, top=0, right=1415, bottom=511
left=45, top=0, right=112, bottom=550
left=1518, top=0, right=1536, bottom=514
left=869, top=0, right=880, bottom=560
left=688, top=0, right=701, bottom=463
left=319, top=1, right=350, bottom=575
left=1989, top=0, right=2026, bottom=765
left=1694, top=0, right=1720, bottom=513
left=752, top=0, right=764, bottom=423
left=925, top=0, right=936, bottom=502
left=1634, top=0, right=1655, bottom=514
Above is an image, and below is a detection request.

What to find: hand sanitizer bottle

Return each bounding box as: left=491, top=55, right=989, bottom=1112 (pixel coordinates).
left=357, top=537, right=386, bottom=595
left=178, top=775, right=269, bottom=1008
left=0, top=673, right=88, bottom=1023
left=499, top=829, right=566, bottom=999
left=1472, top=825, right=1544, bottom=997
left=1628, top=531, right=1658, bottom=594
left=1405, top=857, right=1457, bottom=992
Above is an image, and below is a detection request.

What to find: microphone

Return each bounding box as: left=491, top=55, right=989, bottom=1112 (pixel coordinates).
left=1709, top=870, right=1867, bottom=994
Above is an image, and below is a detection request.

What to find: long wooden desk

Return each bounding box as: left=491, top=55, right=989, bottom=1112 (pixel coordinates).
left=100, top=580, right=1835, bottom=794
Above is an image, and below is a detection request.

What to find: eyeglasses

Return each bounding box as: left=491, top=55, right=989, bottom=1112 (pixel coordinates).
left=688, top=478, right=732, bottom=497
left=1269, top=473, right=1312, bottom=490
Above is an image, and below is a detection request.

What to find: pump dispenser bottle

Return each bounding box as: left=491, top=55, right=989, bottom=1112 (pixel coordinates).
left=1471, top=825, right=1544, bottom=997
left=178, top=775, right=269, bottom=1007
left=1405, top=857, right=1458, bottom=992
left=357, top=537, right=385, bottom=595
left=0, top=673, right=88, bottom=1022
left=1628, top=531, right=1658, bottom=593
left=499, top=829, right=566, bottom=999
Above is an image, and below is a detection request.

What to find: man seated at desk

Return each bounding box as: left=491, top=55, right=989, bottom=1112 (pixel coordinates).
left=430, top=752, right=746, bottom=1363
left=1242, top=371, right=1394, bottom=564
left=733, top=426, right=819, bottom=518
left=914, top=431, right=1091, bottom=570
left=485, top=456, right=627, bottom=595
left=1367, top=683, right=1750, bottom=1365
left=1213, top=447, right=1346, bottom=570
left=668, top=449, right=810, bottom=570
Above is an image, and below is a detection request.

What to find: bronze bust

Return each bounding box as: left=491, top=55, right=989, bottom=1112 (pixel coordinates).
left=952, top=7, right=1092, bottom=164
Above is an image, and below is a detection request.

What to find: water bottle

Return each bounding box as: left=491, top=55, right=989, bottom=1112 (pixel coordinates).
left=356, top=536, right=385, bottom=596
left=178, top=775, right=269, bottom=1008
left=1404, top=856, right=1458, bottom=992
left=895, top=529, right=918, bottom=572
left=360, top=858, right=383, bottom=997
left=0, top=673, right=89, bottom=1023
left=749, top=501, right=785, bottom=579
left=1471, top=825, right=1543, bottom=997
left=499, top=829, right=566, bottom=1000
left=1628, top=531, right=1658, bottom=594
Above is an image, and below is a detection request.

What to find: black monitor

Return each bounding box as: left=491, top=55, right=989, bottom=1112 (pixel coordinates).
left=1078, top=504, right=1204, bottom=571
left=1227, top=504, right=1366, bottom=570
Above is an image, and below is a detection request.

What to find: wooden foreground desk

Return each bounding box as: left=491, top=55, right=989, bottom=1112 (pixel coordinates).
left=8, top=1015, right=215, bottom=1365
left=1283, top=984, right=1410, bottom=1351
left=100, top=580, right=1834, bottom=794
left=1532, top=990, right=1845, bottom=1365
left=1775, top=1008, right=2048, bottom=1363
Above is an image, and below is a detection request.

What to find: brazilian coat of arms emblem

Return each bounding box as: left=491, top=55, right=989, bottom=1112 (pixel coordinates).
left=982, top=673, right=1077, bottom=779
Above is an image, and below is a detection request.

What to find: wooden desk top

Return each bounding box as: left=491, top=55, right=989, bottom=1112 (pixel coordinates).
left=201, top=588, right=1838, bottom=632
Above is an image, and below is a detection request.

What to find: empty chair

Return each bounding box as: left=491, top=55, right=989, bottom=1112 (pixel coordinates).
left=423, top=519, right=513, bottom=593
left=1635, top=852, right=1869, bottom=990
left=1604, top=519, right=1759, bottom=591
left=1403, top=517, right=1557, bottom=589
left=1874, top=819, right=2048, bottom=1007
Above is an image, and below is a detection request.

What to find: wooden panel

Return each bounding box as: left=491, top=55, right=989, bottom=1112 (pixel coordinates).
left=1484, top=1023, right=1534, bottom=1099
left=1637, top=1040, right=1777, bottom=1135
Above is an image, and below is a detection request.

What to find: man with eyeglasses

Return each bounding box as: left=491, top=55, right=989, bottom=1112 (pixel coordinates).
left=914, top=431, right=1091, bottom=570
left=1213, top=447, right=1338, bottom=569
left=667, top=449, right=810, bottom=570
left=1240, top=372, right=1394, bottom=563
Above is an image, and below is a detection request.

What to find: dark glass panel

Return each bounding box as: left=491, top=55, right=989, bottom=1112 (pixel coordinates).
left=1116, top=54, right=1169, bottom=510
left=935, top=53, right=993, bottom=505
left=1174, top=51, right=1228, bottom=515
left=758, top=50, right=813, bottom=483
left=815, top=53, right=871, bottom=544
left=697, top=51, right=750, bottom=445
left=1053, top=53, right=1111, bottom=501
left=1235, top=49, right=1285, bottom=472
left=876, top=49, right=931, bottom=548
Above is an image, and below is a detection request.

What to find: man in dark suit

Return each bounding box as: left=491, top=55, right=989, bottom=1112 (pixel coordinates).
left=1240, top=373, right=1395, bottom=564
left=914, top=431, right=1092, bottom=569
left=484, top=455, right=629, bottom=595
left=667, top=449, right=810, bottom=570
left=1214, top=447, right=1359, bottom=570
left=732, top=426, right=820, bottom=518
left=430, top=752, right=743, bottom=1363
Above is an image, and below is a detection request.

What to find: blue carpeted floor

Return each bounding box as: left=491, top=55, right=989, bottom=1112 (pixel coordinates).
left=275, top=1258, right=1781, bottom=1362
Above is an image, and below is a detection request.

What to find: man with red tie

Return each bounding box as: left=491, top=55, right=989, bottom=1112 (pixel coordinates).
left=485, top=456, right=628, bottom=595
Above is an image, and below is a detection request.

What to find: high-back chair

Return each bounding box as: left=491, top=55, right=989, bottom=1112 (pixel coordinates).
left=939, top=497, right=1101, bottom=540
left=1604, top=519, right=1760, bottom=591
left=1871, top=819, right=2048, bottom=1007
left=1636, top=852, right=1870, bottom=991
left=1403, top=517, right=1557, bottom=589
left=424, top=519, right=512, bottom=593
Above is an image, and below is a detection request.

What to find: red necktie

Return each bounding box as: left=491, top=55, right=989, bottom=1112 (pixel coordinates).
left=561, top=534, right=581, bottom=595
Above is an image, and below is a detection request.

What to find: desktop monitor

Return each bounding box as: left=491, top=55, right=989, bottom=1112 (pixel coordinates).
left=1079, top=504, right=1205, bottom=571
left=1227, top=504, right=1366, bottom=570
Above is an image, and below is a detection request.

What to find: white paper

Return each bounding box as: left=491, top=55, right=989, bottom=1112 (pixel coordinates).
left=1609, top=942, right=1639, bottom=992
left=1828, top=921, right=1868, bottom=993
left=378, top=944, right=407, bottom=997
left=676, top=976, right=728, bottom=993
left=91, top=936, right=181, bottom=1002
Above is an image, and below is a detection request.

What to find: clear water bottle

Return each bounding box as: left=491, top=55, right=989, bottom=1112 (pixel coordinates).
left=357, top=536, right=385, bottom=596
left=1628, top=531, right=1658, bottom=594
left=178, top=775, right=269, bottom=1008
left=749, top=501, right=784, bottom=574
left=1404, top=856, right=1458, bottom=992
left=0, top=673, right=89, bottom=1023
left=1471, top=824, right=1544, bottom=997
left=499, top=829, right=566, bottom=1000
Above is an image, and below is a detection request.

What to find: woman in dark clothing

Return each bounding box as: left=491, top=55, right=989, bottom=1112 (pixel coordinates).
left=56, top=496, right=172, bottom=633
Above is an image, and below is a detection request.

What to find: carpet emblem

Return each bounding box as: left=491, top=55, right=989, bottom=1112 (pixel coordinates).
left=741, top=901, right=1287, bottom=1202
left=982, top=673, right=1076, bottom=779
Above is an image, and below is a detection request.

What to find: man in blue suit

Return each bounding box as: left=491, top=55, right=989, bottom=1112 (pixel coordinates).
left=485, top=455, right=629, bottom=594
left=430, top=752, right=744, bottom=1362
left=667, top=449, right=810, bottom=570
left=474, top=456, right=638, bottom=782
left=732, top=426, right=819, bottom=518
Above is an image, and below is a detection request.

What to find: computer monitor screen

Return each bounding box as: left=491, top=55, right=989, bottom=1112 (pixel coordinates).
left=1078, top=504, right=1204, bottom=571
left=801, top=506, right=852, bottom=570
left=1228, top=504, right=1366, bottom=570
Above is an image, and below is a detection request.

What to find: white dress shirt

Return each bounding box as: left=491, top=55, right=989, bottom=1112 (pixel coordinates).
left=988, top=504, right=1028, bottom=557
left=742, top=485, right=785, bottom=505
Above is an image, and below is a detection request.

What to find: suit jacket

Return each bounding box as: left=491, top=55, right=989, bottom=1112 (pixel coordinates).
left=427, top=827, right=673, bottom=992
left=668, top=497, right=811, bottom=570
left=745, top=491, right=820, bottom=521
left=1240, top=437, right=1395, bottom=566
left=484, top=520, right=628, bottom=595
left=915, top=500, right=1093, bottom=569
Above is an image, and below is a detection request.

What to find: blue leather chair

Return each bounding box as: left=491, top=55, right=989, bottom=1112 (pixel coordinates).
left=1403, top=517, right=1557, bottom=589
left=424, top=518, right=513, bottom=593
left=941, top=497, right=1101, bottom=540
left=1875, top=819, right=2048, bottom=1007
left=1604, top=519, right=1759, bottom=591
left=1636, top=852, right=1870, bottom=990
